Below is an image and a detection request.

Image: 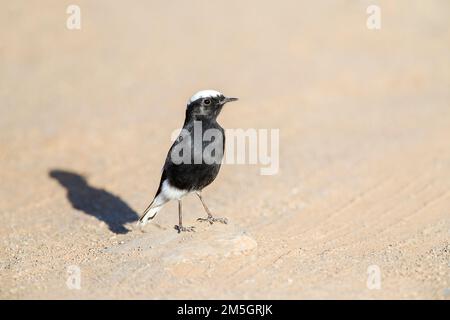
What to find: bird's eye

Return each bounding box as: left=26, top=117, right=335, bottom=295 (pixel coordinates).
left=204, top=99, right=211, bottom=105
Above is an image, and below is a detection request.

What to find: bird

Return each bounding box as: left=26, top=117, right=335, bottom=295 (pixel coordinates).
left=137, top=90, right=238, bottom=233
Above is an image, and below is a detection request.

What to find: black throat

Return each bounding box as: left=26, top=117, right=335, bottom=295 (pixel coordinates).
left=184, top=104, right=223, bottom=125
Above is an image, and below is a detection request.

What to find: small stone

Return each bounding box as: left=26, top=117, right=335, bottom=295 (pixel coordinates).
left=162, top=228, right=257, bottom=263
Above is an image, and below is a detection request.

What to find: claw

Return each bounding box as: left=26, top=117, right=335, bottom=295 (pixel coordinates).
left=197, top=216, right=228, bottom=225
left=174, top=225, right=196, bottom=233
left=197, top=217, right=213, bottom=225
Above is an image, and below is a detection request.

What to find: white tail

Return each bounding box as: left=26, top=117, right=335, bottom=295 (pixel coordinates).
left=137, top=180, right=188, bottom=227
left=137, top=190, right=169, bottom=226
left=138, top=204, right=162, bottom=226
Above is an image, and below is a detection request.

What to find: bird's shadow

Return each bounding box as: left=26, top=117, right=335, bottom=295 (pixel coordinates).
left=49, top=169, right=138, bottom=234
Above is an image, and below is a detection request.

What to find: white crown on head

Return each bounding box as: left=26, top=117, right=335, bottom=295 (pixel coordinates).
left=188, top=90, right=223, bottom=104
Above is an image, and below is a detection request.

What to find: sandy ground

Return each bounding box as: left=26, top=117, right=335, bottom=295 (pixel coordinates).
left=1, top=1, right=449, bottom=299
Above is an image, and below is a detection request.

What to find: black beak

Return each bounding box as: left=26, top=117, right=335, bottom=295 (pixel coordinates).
left=221, top=96, right=239, bottom=105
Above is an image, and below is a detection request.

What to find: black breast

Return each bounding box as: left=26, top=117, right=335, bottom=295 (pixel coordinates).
left=163, top=119, right=225, bottom=191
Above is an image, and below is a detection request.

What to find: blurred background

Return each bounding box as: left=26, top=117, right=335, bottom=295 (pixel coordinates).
left=1, top=1, right=449, bottom=299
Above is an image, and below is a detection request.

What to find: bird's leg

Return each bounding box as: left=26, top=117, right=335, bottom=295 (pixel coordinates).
left=174, top=200, right=195, bottom=233
left=196, top=192, right=228, bottom=224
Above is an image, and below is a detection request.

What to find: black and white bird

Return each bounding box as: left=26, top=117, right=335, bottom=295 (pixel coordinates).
left=138, top=90, right=238, bottom=232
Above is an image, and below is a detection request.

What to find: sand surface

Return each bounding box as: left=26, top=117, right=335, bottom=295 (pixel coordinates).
left=1, top=1, right=449, bottom=299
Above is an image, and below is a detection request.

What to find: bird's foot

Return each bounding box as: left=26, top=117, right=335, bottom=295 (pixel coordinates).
left=174, top=225, right=195, bottom=233
left=197, top=215, right=228, bottom=225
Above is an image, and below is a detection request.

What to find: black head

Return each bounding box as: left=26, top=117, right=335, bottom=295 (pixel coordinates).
left=185, top=90, right=238, bottom=121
